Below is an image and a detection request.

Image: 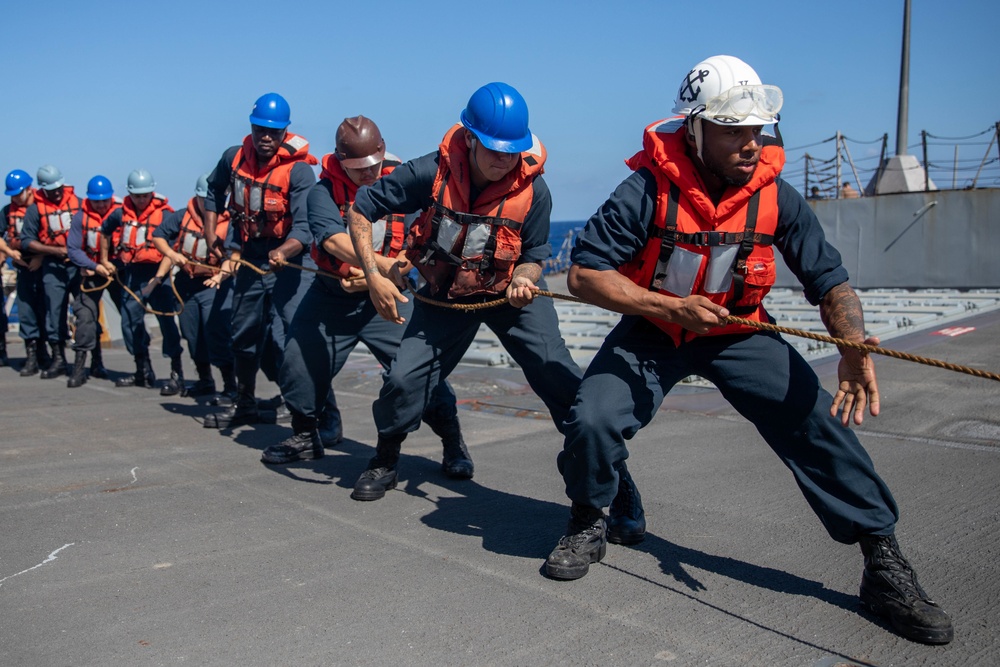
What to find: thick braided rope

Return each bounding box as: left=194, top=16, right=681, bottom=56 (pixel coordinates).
left=77, top=267, right=184, bottom=315
left=80, top=275, right=113, bottom=293
left=115, top=270, right=185, bottom=317
left=723, top=315, right=1000, bottom=382
left=227, top=256, right=344, bottom=281
left=408, top=285, right=999, bottom=382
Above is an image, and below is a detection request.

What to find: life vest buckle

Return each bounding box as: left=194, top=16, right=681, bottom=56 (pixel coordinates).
left=695, top=231, right=722, bottom=246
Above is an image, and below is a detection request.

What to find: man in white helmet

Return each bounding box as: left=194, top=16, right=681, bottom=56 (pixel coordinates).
left=544, top=55, right=953, bottom=645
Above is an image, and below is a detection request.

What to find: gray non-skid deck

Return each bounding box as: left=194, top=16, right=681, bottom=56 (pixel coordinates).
left=2, top=277, right=999, bottom=666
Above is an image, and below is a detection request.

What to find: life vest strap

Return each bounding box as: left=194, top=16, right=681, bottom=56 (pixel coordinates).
left=650, top=228, right=773, bottom=247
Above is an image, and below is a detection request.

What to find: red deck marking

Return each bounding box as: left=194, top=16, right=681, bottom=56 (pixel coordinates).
left=932, top=326, right=976, bottom=337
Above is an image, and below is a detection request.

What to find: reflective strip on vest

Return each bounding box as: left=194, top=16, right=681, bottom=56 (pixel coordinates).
left=371, top=218, right=387, bottom=254
left=47, top=212, right=73, bottom=235
left=85, top=229, right=100, bottom=254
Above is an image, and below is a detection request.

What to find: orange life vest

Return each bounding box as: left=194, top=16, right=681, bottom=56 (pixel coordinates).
left=35, top=186, right=81, bottom=247
left=174, top=197, right=231, bottom=277
left=618, top=117, right=785, bottom=346
left=80, top=198, right=123, bottom=262
left=309, top=153, right=406, bottom=278
left=116, top=193, right=172, bottom=264
left=4, top=189, right=35, bottom=252
left=407, top=124, right=545, bottom=298
left=229, top=132, right=318, bottom=243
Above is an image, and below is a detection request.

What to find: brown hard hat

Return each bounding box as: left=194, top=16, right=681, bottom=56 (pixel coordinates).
left=335, top=115, right=386, bottom=169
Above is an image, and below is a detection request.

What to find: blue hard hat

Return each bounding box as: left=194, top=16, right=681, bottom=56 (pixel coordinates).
left=249, top=92, right=291, bottom=129
left=86, top=175, right=114, bottom=201
left=460, top=82, right=532, bottom=153
left=4, top=169, right=32, bottom=196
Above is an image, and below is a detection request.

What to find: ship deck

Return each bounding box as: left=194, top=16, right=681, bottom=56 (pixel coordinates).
left=2, top=275, right=999, bottom=666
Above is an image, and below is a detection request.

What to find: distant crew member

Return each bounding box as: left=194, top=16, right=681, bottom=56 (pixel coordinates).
left=0, top=210, right=25, bottom=367
left=18, top=165, right=81, bottom=378
left=151, top=174, right=237, bottom=399
left=201, top=93, right=318, bottom=429
left=840, top=180, right=860, bottom=199
left=99, top=169, right=183, bottom=388
left=65, top=175, right=121, bottom=387
left=4, top=169, right=51, bottom=375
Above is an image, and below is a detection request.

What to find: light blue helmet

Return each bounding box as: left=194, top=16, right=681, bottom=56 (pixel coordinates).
left=460, top=82, right=532, bottom=153
left=249, top=92, right=291, bottom=129
left=195, top=173, right=210, bottom=198
left=36, top=164, right=65, bottom=191
left=127, top=168, right=156, bottom=194
left=4, top=169, right=32, bottom=196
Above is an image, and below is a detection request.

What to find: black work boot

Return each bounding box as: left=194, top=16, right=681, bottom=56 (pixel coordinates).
left=212, top=363, right=238, bottom=406
left=261, top=430, right=324, bottom=465
left=36, top=339, right=52, bottom=370
left=204, top=359, right=259, bottom=429
left=859, top=534, right=953, bottom=644
left=608, top=463, right=646, bottom=545
left=89, top=345, right=109, bottom=379
left=318, top=408, right=344, bottom=448
left=116, top=353, right=155, bottom=388
left=66, top=351, right=89, bottom=388
left=351, top=435, right=404, bottom=501
left=160, top=356, right=185, bottom=396
left=0, top=338, right=8, bottom=367
left=40, top=342, right=67, bottom=379
left=185, top=361, right=216, bottom=397
left=427, top=414, right=474, bottom=479
left=20, top=339, right=40, bottom=377
left=545, top=504, right=608, bottom=581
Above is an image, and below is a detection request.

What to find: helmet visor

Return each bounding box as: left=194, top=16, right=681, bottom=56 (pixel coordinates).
left=703, top=85, right=783, bottom=125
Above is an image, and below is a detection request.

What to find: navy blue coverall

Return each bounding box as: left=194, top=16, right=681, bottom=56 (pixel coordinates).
left=353, top=152, right=582, bottom=439
left=558, top=170, right=898, bottom=544
left=279, top=174, right=458, bottom=435
left=153, top=208, right=234, bottom=370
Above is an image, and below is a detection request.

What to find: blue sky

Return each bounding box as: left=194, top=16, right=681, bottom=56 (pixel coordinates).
left=4, top=0, right=997, bottom=221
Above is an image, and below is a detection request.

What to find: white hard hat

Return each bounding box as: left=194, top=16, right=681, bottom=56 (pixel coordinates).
left=672, top=55, right=782, bottom=126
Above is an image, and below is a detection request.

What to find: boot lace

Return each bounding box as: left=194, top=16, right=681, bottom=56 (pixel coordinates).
left=559, top=516, right=605, bottom=551
left=867, top=537, right=929, bottom=602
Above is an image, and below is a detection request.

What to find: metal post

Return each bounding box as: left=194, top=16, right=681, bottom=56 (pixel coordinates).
left=953, top=145, right=958, bottom=190
left=896, top=0, right=911, bottom=156
left=922, top=130, right=929, bottom=191
left=804, top=153, right=810, bottom=194
left=835, top=132, right=843, bottom=198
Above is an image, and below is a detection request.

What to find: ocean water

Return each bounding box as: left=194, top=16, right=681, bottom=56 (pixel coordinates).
left=544, top=220, right=586, bottom=274
left=549, top=220, right=585, bottom=249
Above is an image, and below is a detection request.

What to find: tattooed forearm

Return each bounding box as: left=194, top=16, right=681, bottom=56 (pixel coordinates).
left=347, top=205, right=378, bottom=276
left=819, top=282, right=867, bottom=342
left=512, top=262, right=542, bottom=284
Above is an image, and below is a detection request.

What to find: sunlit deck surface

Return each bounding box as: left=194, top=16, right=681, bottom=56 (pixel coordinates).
left=2, top=274, right=998, bottom=666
